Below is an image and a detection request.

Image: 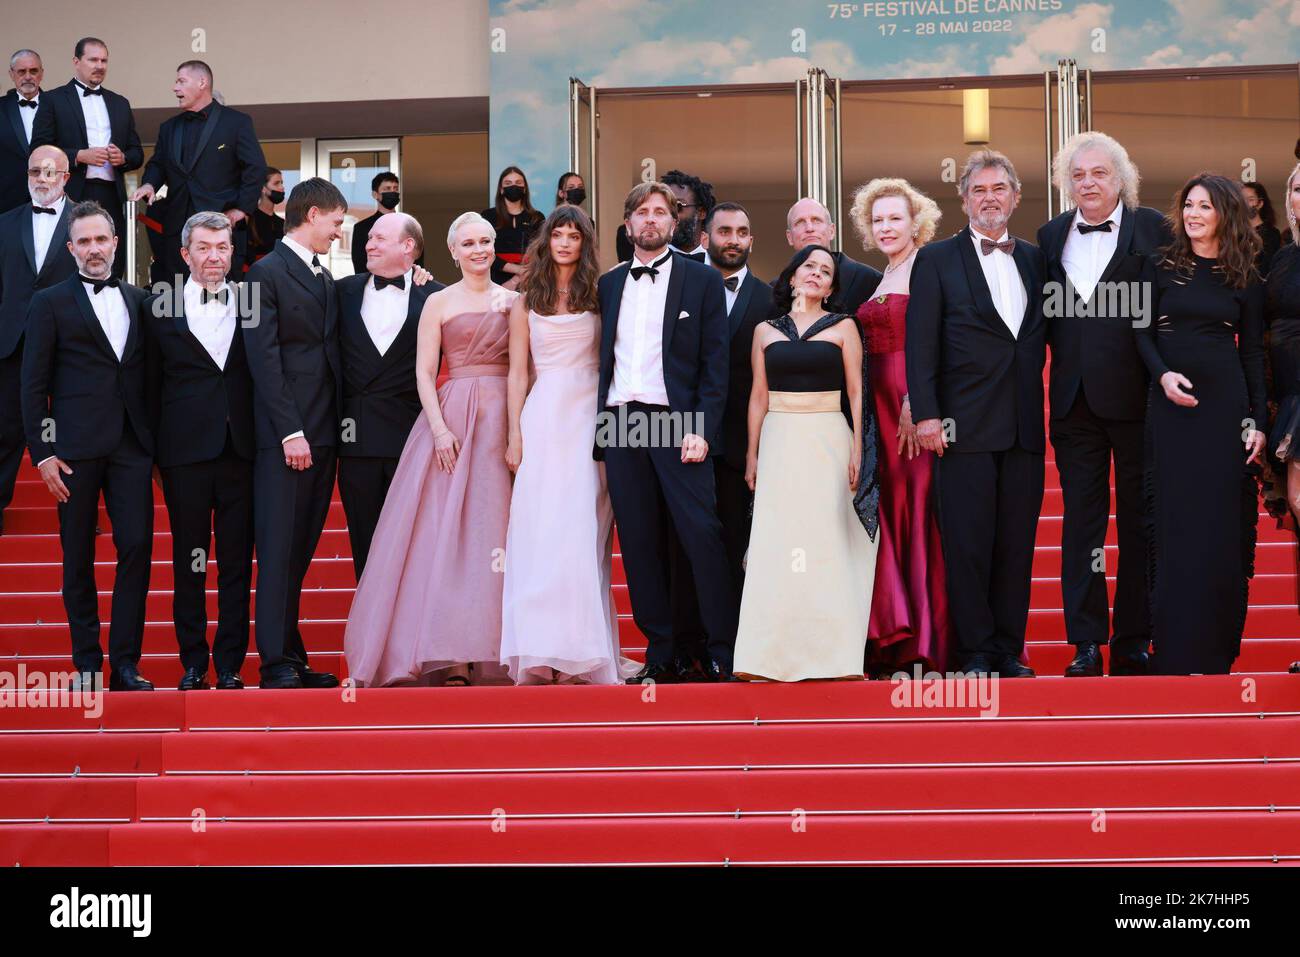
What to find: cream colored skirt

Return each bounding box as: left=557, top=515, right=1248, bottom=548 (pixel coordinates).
left=733, top=391, right=878, bottom=682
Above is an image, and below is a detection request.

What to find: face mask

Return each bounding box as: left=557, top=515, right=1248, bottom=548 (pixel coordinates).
left=502, top=185, right=526, bottom=202
left=268, top=189, right=285, bottom=204
left=379, top=191, right=400, bottom=210
left=565, top=187, right=587, bottom=205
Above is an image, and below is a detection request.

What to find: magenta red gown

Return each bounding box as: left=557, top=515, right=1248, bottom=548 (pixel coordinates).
left=857, top=293, right=952, bottom=674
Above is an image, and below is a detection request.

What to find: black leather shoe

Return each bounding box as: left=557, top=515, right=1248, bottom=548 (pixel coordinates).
left=699, top=658, right=735, bottom=683
left=108, top=665, right=154, bottom=691
left=626, top=662, right=680, bottom=685
left=1064, top=642, right=1103, bottom=677
left=1290, top=661, right=1299, bottom=674
left=993, top=655, right=1035, bottom=678
left=298, top=669, right=339, bottom=689
left=673, top=656, right=705, bottom=682
left=177, top=667, right=209, bottom=690
left=260, top=669, right=303, bottom=689
left=1110, top=650, right=1150, bottom=676
left=215, top=672, right=244, bottom=690
left=959, top=653, right=996, bottom=676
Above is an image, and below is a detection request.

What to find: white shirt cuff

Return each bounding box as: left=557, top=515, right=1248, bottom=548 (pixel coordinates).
left=37, top=455, right=55, bottom=468
left=282, top=431, right=305, bottom=444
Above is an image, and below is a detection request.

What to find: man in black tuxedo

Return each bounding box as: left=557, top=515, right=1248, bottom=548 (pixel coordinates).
left=1037, top=132, right=1172, bottom=678
left=1, top=50, right=45, bottom=214
left=132, top=60, right=265, bottom=281
left=905, top=150, right=1047, bottom=678
left=780, top=197, right=882, bottom=316
left=242, top=177, right=346, bottom=689
left=21, top=201, right=154, bottom=690
left=337, top=212, right=441, bottom=579
left=596, top=181, right=736, bottom=683
left=144, top=212, right=255, bottom=691
left=30, top=38, right=142, bottom=278
left=0, top=146, right=78, bottom=534
left=670, top=201, right=772, bottom=676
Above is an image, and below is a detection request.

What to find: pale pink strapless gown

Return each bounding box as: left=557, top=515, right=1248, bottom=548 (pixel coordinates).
left=344, top=310, right=512, bottom=687
left=499, top=310, right=622, bottom=684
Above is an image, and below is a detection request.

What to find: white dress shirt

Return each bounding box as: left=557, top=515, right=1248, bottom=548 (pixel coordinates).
left=970, top=228, right=1027, bottom=339
left=1062, top=200, right=1123, bottom=303
left=723, top=265, right=748, bottom=316
left=360, top=269, right=412, bottom=356
left=278, top=235, right=324, bottom=444
left=608, top=250, right=672, bottom=407
left=17, top=92, right=39, bottom=144
left=75, top=81, right=114, bottom=182
left=32, top=194, right=65, bottom=273
left=182, top=277, right=237, bottom=369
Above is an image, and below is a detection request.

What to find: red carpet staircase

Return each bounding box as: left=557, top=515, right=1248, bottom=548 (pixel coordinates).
left=2, top=440, right=1300, bottom=864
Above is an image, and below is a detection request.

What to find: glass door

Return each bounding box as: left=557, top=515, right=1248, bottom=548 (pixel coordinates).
left=798, top=68, right=844, bottom=252
left=567, top=78, right=597, bottom=224
left=315, top=138, right=402, bottom=277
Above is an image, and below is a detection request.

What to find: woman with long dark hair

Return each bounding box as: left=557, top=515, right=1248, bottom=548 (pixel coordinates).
left=1137, top=172, right=1265, bottom=675
left=1242, top=180, right=1282, bottom=276
left=555, top=171, right=586, bottom=208
left=481, top=166, right=544, bottom=290
left=732, top=245, right=880, bottom=682
left=499, top=205, right=631, bottom=683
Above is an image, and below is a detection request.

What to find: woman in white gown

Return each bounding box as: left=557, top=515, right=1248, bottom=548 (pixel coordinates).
left=500, top=205, right=633, bottom=683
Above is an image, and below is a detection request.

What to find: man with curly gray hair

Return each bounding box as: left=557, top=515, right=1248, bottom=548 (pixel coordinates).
left=1037, top=130, right=1172, bottom=679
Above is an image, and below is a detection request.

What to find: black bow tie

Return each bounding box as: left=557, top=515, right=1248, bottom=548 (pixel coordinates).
left=74, top=81, right=102, bottom=97
left=630, top=252, right=671, bottom=283
left=373, top=274, right=406, bottom=291
left=182, top=108, right=208, bottom=122
left=32, top=205, right=56, bottom=215
left=723, top=275, right=740, bottom=292
left=1077, top=221, right=1113, bottom=234
left=18, top=99, right=37, bottom=109
left=685, top=251, right=706, bottom=263
left=201, top=287, right=231, bottom=305
left=81, top=274, right=118, bottom=294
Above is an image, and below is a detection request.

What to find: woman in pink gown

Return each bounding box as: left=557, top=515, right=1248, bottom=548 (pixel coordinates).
left=345, top=212, right=516, bottom=687
left=850, top=178, right=953, bottom=676
left=500, top=205, right=630, bottom=683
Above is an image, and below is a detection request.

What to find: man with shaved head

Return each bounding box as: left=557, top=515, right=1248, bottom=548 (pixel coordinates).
left=335, top=211, right=442, bottom=577
left=1, top=49, right=44, bottom=212
left=0, top=145, right=78, bottom=533
left=133, top=60, right=265, bottom=280
left=778, top=196, right=882, bottom=316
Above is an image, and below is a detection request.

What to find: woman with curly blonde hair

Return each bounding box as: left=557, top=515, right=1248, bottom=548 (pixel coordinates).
left=848, top=178, right=951, bottom=676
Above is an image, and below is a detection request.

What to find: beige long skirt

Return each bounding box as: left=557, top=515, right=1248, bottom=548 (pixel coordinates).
left=733, top=391, right=878, bottom=682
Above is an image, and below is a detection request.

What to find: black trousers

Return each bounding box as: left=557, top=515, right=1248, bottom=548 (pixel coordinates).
left=603, top=403, right=738, bottom=669
left=1049, top=391, right=1149, bottom=655
left=160, top=436, right=253, bottom=675
left=0, top=342, right=23, bottom=515
left=79, top=179, right=128, bottom=279
left=670, top=456, right=751, bottom=663
left=252, top=444, right=336, bottom=678
left=337, top=455, right=399, bottom=581
left=57, top=426, right=154, bottom=673
left=935, top=446, right=1044, bottom=660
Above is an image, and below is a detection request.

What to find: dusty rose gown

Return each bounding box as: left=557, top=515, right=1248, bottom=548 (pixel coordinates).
left=344, top=309, right=512, bottom=687
left=857, top=293, right=952, bottom=674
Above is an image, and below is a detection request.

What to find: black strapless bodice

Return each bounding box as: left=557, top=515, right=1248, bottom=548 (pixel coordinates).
left=764, top=340, right=846, bottom=393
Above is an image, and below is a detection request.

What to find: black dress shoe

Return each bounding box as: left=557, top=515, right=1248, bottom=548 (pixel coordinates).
left=626, top=662, right=680, bottom=685
left=260, top=669, right=303, bottom=689
left=1290, top=661, right=1300, bottom=674
left=1064, top=642, right=1103, bottom=677
left=298, top=669, right=339, bottom=689
left=215, top=672, right=244, bottom=690
left=959, top=653, right=996, bottom=676
left=1110, top=650, right=1150, bottom=676
left=993, top=654, right=1035, bottom=678
left=673, top=656, right=705, bottom=682
left=108, top=665, right=154, bottom=691
left=177, top=667, right=209, bottom=690
left=699, top=658, right=735, bottom=683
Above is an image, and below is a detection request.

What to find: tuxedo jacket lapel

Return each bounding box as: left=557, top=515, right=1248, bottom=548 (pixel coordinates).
left=121, top=284, right=143, bottom=361
left=278, top=243, right=327, bottom=309
left=1011, top=240, right=1039, bottom=335
left=378, top=288, right=424, bottom=375
left=1099, top=207, right=1137, bottom=286
left=660, top=254, right=687, bottom=356
left=33, top=205, right=71, bottom=284
left=956, top=226, right=1013, bottom=340
left=3, top=95, right=27, bottom=151
left=19, top=208, right=38, bottom=276
left=63, top=81, right=88, bottom=147
left=729, top=273, right=755, bottom=339
left=173, top=291, right=223, bottom=373
left=602, top=263, right=629, bottom=367
left=72, top=279, right=117, bottom=361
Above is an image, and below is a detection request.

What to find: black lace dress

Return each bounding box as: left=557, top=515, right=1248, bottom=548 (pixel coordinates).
left=1136, top=255, right=1266, bottom=675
